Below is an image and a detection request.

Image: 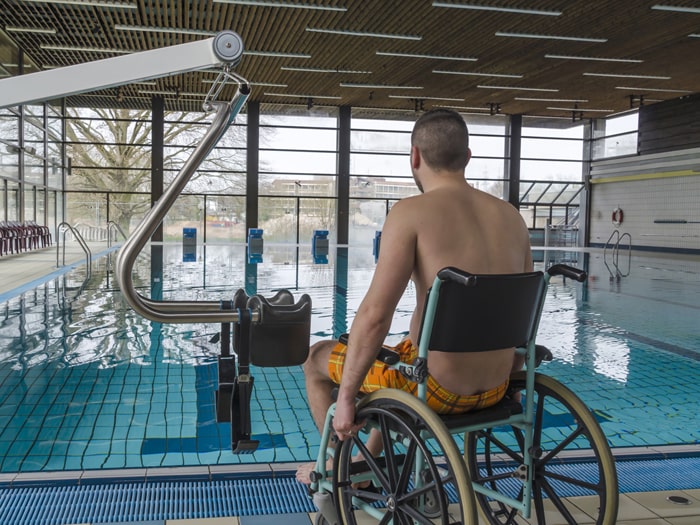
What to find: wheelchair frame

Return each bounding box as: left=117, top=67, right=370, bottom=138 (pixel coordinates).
left=309, top=264, right=619, bottom=525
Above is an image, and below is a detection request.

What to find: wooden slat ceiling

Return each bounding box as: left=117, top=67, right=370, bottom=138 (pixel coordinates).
left=3, top=0, right=700, bottom=118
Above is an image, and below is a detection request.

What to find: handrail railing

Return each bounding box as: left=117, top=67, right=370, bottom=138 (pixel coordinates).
left=107, top=221, right=128, bottom=247
left=56, top=221, right=92, bottom=276
left=603, top=229, right=632, bottom=281
left=115, top=70, right=252, bottom=324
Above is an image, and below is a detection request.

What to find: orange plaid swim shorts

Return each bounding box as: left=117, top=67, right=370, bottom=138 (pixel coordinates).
left=328, top=339, right=509, bottom=415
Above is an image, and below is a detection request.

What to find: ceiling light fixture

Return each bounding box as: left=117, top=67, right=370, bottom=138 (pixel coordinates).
left=651, top=4, right=700, bottom=14
left=477, top=84, right=559, bottom=92
left=340, top=83, right=423, bottom=89
left=24, top=0, right=137, bottom=8
left=244, top=50, right=311, bottom=58
left=547, top=106, right=613, bottom=113
left=40, top=44, right=132, bottom=53
left=114, top=24, right=217, bottom=36
left=437, top=104, right=492, bottom=111
left=281, top=66, right=371, bottom=74
left=433, top=69, right=523, bottom=78
left=264, top=92, right=342, bottom=100
left=138, top=89, right=205, bottom=97
left=5, top=26, right=57, bottom=34
left=584, top=72, right=671, bottom=80
left=203, top=78, right=288, bottom=88
left=376, top=51, right=477, bottom=62
left=545, top=54, right=642, bottom=63
left=306, top=28, right=422, bottom=40
left=515, top=97, right=588, bottom=102
left=388, top=95, right=464, bottom=102
left=689, top=33, right=700, bottom=38
left=432, top=2, right=561, bottom=16
left=496, top=31, right=607, bottom=43
left=212, top=0, right=347, bottom=11
left=615, top=86, right=692, bottom=93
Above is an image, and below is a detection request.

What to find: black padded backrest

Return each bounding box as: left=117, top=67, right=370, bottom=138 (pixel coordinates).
left=423, top=267, right=545, bottom=353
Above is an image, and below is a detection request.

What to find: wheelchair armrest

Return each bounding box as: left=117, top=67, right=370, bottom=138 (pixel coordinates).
left=338, top=333, right=401, bottom=365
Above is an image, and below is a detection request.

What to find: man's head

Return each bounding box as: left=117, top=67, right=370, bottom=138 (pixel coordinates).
left=410, top=108, right=470, bottom=174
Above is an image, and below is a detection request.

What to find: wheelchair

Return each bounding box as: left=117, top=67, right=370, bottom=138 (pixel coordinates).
left=308, top=264, right=619, bottom=525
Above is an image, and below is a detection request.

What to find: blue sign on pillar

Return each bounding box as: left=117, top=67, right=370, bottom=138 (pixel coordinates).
left=247, top=228, right=264, bottom=264
left=312, top=229, right=329, bottom=264
left=373, top=230, right=382, bottom=263
left=183, top=228, right=196, bottom=262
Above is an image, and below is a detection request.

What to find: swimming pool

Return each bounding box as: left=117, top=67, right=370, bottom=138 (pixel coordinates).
left=0, top=244, right=698, bottom=474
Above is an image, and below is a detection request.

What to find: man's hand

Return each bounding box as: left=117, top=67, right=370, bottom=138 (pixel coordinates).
left=333, top=397, right=365, bottom=441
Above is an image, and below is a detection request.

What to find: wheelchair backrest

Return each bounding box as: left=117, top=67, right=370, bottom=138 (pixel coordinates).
left=419, top=267, right=545, bottom=354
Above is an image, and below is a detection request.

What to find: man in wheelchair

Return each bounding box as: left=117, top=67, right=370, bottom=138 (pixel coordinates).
left=296, top=108, right=533, bottom=485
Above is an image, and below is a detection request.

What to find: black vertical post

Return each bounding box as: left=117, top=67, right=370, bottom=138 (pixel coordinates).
left=151, top=96, right=164, bottom=242
left=506, top=114, right=522, bottom=210
left=337, top=106, right=351, bottom=245
left=246, top=101, right=260, bottom=231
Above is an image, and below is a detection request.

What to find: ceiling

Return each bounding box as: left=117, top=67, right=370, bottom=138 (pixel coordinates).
left=2, top=0, right=700, bottom=119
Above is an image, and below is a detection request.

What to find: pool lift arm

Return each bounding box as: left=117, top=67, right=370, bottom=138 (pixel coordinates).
left=0, top=31, right=252, bottom=324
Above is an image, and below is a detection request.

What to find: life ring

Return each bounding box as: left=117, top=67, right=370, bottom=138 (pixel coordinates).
left=612, top=208, right=624, bottom=227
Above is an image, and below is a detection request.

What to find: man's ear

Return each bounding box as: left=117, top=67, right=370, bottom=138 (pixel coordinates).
left=466, top=147, right=472, bottom=165
left=411, top=145, right=421, bottom=169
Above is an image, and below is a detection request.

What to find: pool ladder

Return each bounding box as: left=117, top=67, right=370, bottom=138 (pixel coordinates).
left=603, top=229, right=631, bottom=282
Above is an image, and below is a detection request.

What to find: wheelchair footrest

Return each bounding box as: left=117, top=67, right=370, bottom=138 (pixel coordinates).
left=440, top=397, right=523, bottom=430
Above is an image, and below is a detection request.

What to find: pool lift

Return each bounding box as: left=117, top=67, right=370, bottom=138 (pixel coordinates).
left=0, top=32, right=312, bottom=453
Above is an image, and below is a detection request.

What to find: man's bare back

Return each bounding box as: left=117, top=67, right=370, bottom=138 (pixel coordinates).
left=391, top=180, right=532, bottom=396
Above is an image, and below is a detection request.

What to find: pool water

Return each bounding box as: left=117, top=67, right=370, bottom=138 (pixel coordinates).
left=0, top=244, right=698, bottom=473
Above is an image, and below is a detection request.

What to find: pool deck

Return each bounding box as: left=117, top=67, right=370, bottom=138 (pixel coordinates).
left=2, top=247, right=700, bottom=524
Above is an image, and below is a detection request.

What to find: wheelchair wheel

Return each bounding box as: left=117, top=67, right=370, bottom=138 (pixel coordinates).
left=334, top=389, right=476, bottom=525
left=466, top=372, right=618, bottom=525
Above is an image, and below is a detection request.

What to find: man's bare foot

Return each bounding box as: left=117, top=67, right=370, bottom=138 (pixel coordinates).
left=296, top=462, right=320, bottom=485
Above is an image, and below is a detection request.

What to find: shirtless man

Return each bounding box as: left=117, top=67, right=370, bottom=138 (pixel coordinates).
left=297, top=108, right=532, bottom=483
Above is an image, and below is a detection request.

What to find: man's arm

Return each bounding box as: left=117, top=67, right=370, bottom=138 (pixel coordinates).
left=332, top=199, right=417, bottom=438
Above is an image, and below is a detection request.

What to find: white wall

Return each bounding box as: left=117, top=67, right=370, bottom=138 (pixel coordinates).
left=589, top=148, right=700, bottom=253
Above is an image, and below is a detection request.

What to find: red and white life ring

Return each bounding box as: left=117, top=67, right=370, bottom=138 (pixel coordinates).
left=612, top=207, right=624, bottom=227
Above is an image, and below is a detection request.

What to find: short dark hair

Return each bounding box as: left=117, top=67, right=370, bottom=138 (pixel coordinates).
left=411, top=108, right=469, bottom=171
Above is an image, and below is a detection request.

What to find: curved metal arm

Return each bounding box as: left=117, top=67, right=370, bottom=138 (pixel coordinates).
left=115, top=85, right=252, bottom=324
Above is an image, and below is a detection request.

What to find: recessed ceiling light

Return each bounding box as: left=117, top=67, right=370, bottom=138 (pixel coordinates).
left=388, top=95, right=464, bottom=102
left=437, top=105, right=492, bottom=111
left=689, top=33, right=700, bottom=38
left=433, top=69, right=523, bottom=79
left=615, top=86, right=692, bottom=93
left=515, top=97, right=588, bottom=102
left=5, top=26, right=57, bottom=34
left=496, top=31, right=607, bottom=43
left=23, top=0, right=137, bottom=8
left=377, top=51, right=477, bottom=62
left=477, top=85, right=559, bottom=92
left=213, top=0, right=347, bottom=11
left=281, top=66, right=371, bottom=74
left=306, top=28, right=422, bottom=40
left=264, top=92, right=342, bottom=100
left=584, top=72, right=671, bottom=80
left=203, top=78, right=288, bottom=88
left=40, top=44, right=132, bottom=53
left=432, top=2, right=561, bottom=16
left=545, top=54, right=642, bottom=63
left=651, top=4, right=700, bottom=14
left=340, top=83, right=423, bottom=89
left=114, top=24, right=216, bottom=36
left=547, top=107, right=613, bottom=113
left=244, top=50, right=311, bottom=59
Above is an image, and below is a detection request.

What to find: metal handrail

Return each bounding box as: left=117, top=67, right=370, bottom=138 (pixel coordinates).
left=107, top=221, right=128, bottom=247
left=56, top=222, right=92, bottom=275
left=603, top=229, right=632, bottom=280
left=115, top=74, right=253, bottom=324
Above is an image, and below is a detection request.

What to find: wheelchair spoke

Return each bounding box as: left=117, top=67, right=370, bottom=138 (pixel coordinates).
left=540, top=476, right=579, bottom=525
left=543, top=469, right=601, bottom=493
left=539, top=424, right=585, bottom=464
